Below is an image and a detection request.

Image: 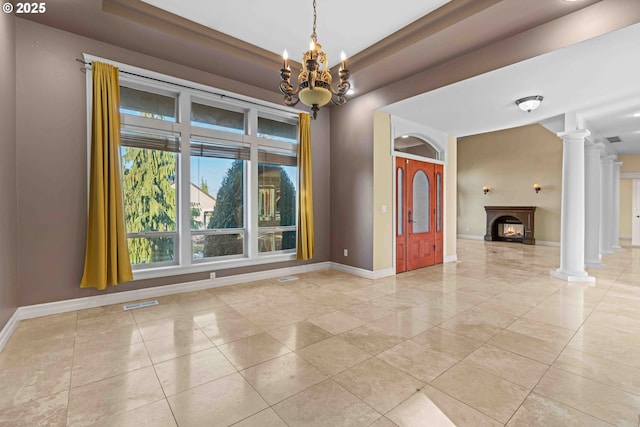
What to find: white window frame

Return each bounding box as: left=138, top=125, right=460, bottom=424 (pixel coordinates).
left=84, top=54, right=300, bottom=280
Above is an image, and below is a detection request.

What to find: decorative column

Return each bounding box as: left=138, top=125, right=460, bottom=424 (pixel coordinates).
left=584, top=140, right=604, bottom=268
left=551, top=130, right=594, bottom=282
left=613, top=161, right=623, bottom=249
left=600, top=155, right=616, bottom=254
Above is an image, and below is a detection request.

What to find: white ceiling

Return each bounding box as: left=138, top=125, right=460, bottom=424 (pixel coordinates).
left=140, top=0, right=451, bottom=67
left=382, top=23, right=640, bottom=154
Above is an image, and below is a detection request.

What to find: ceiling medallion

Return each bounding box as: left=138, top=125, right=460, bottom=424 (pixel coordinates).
left=279, top=0, right=351, bottom=119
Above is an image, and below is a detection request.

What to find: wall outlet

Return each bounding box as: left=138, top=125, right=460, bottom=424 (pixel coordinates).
left=343, top=249, right=348, bottom=257
left=466, top=227, right=470, bottom=232
left=210, top=272, right=216, bottom=279
left=381, top=204, right=387, bottom=214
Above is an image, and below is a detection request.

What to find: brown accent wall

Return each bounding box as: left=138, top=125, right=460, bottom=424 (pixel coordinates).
left=15, top=19, right=330, bottom=306
left=330, top=0, right=640, bottom=270
left=0, top=11, right=18, bottom=328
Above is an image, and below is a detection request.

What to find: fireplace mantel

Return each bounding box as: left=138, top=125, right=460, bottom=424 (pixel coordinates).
left=484, top=206, right=536, bottom=245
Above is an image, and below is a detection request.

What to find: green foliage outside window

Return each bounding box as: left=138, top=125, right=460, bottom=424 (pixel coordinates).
left=203, top=160, right=244, bottom=257
left=122, top=147, right=176, bottom=264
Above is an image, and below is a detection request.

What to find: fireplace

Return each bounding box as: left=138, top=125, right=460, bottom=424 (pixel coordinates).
left=484, top=206, right=536, bottom=245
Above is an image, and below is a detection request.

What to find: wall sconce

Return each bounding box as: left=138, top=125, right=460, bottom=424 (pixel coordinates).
left=483, top=186, right=490, bottom=195
left=534, top=183, right=541, bottom=194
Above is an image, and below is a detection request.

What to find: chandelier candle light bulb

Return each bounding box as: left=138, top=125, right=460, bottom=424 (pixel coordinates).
left=278, top=0, right=352, bottom=119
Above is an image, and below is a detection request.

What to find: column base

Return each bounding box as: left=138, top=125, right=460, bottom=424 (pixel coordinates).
left=585, top=260, right=604, bottom=269
left=550, top=269, right=596, bottom=283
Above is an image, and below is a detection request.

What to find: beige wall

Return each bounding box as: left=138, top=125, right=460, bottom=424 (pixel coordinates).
left=373, top=112, right=393, bottom=271
left=457, top=124, right=562, bottom=243
left=618, top=155, right=639, bottom=238
left=0, top=11, right=17, bottom=329
left=15, top=19, right=331, bottom=306
left=620, top=179, right=633, bottom=238
left=619, top=155, right=640, bottom=173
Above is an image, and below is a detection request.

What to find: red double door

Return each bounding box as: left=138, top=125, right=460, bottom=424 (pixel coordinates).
left=396, top=158, right=443, bottom=273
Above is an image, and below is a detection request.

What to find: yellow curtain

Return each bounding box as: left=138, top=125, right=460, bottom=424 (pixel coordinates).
left=80, top=62, right=133, bottom=290
left=297, top=113, right=314, bottom=260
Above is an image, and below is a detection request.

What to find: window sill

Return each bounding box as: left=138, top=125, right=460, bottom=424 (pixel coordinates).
left=131, top=253, right=297, bottom=281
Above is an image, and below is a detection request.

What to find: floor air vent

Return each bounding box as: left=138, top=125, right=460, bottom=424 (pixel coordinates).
left=278, top=277, right=299, bottom=282
left=123, top=300, right=158, bottom=310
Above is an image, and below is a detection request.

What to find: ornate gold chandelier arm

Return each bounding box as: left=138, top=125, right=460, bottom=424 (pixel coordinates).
left=279, top=68, right=300, bottom=106
left=330, top=68, right=351, bottom=105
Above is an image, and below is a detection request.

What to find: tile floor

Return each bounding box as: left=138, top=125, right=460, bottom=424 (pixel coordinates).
left=1, top=239, right=640, bottom=426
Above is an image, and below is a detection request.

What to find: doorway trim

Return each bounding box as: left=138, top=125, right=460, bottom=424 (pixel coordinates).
left=633, top=179, right=640, bottom=247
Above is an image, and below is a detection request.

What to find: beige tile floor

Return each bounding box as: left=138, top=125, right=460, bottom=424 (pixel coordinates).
left=1, top=239, right=640, bottom=426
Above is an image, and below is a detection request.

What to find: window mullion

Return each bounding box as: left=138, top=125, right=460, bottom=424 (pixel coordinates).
left=178, top=91, right=192, bottom=267
left=249, top=142, right=259, bottom=259
left=247, top=108, right=258, bottom=259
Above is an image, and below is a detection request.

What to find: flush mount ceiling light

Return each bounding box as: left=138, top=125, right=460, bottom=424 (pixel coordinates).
left=515, top=95, right=544, bottom=113
left=279, top=0, right=351, bottom=120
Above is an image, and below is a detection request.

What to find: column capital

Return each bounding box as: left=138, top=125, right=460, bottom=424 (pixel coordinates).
left=557, top=129, right=590, bottom=142
left=600, top=153, right=617, bottom=162
left=585, top=140, right=606, bottom=151
left=614, top=161, right=623, bottom=168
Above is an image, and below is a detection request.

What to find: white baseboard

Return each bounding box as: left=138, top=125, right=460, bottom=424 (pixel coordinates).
left=457, top=234, right=484, bottom=240
left=372, top=268, right=395, bottom=279
left=0, top=309, right=20, bottom=352
left=444, top=255, right=458, bottom=263
left=329, top=263, right=396, bottom=280
left=19, top=262, right=332, bottom=320
left=210, top=262, right=331, bottom=287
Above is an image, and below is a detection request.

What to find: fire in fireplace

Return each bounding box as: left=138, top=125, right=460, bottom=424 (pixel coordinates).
left=495, top=217, right=524, bottom=242
left=500, top=223, right=524, bottom=238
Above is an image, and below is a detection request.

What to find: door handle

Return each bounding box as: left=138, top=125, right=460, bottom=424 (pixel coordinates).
left=408, top=210, right=416, bottom=223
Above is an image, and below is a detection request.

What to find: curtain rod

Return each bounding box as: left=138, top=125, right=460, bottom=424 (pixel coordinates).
left=75, top=59, right=297, bottom=115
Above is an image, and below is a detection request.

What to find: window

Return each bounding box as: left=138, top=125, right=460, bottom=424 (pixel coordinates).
left=110, top=71, right=299, bottom=276
left=258, top=148, right=297, bottom=253
left=412, top=170, right=430, bottom=233
left=190, top=138, right=248, bottom=261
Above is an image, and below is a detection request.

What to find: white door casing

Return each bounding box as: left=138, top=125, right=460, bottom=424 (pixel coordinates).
left=632, top=179, right=640, bottom=247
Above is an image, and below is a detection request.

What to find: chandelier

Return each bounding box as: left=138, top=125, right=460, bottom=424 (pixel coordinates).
left=279, top=0, right=351, bottom=119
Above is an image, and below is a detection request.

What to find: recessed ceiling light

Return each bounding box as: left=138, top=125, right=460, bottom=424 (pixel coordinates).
left=632, top=112, right=640, bottom=117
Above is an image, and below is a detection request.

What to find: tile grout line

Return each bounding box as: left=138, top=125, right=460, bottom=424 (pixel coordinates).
left=502, top=275, right=618, bottom=426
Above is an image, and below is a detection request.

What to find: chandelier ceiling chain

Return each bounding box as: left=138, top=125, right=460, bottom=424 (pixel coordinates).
left=279, top=0, right=351, bottom=119
left=311, top=0, right=317, bottom=43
